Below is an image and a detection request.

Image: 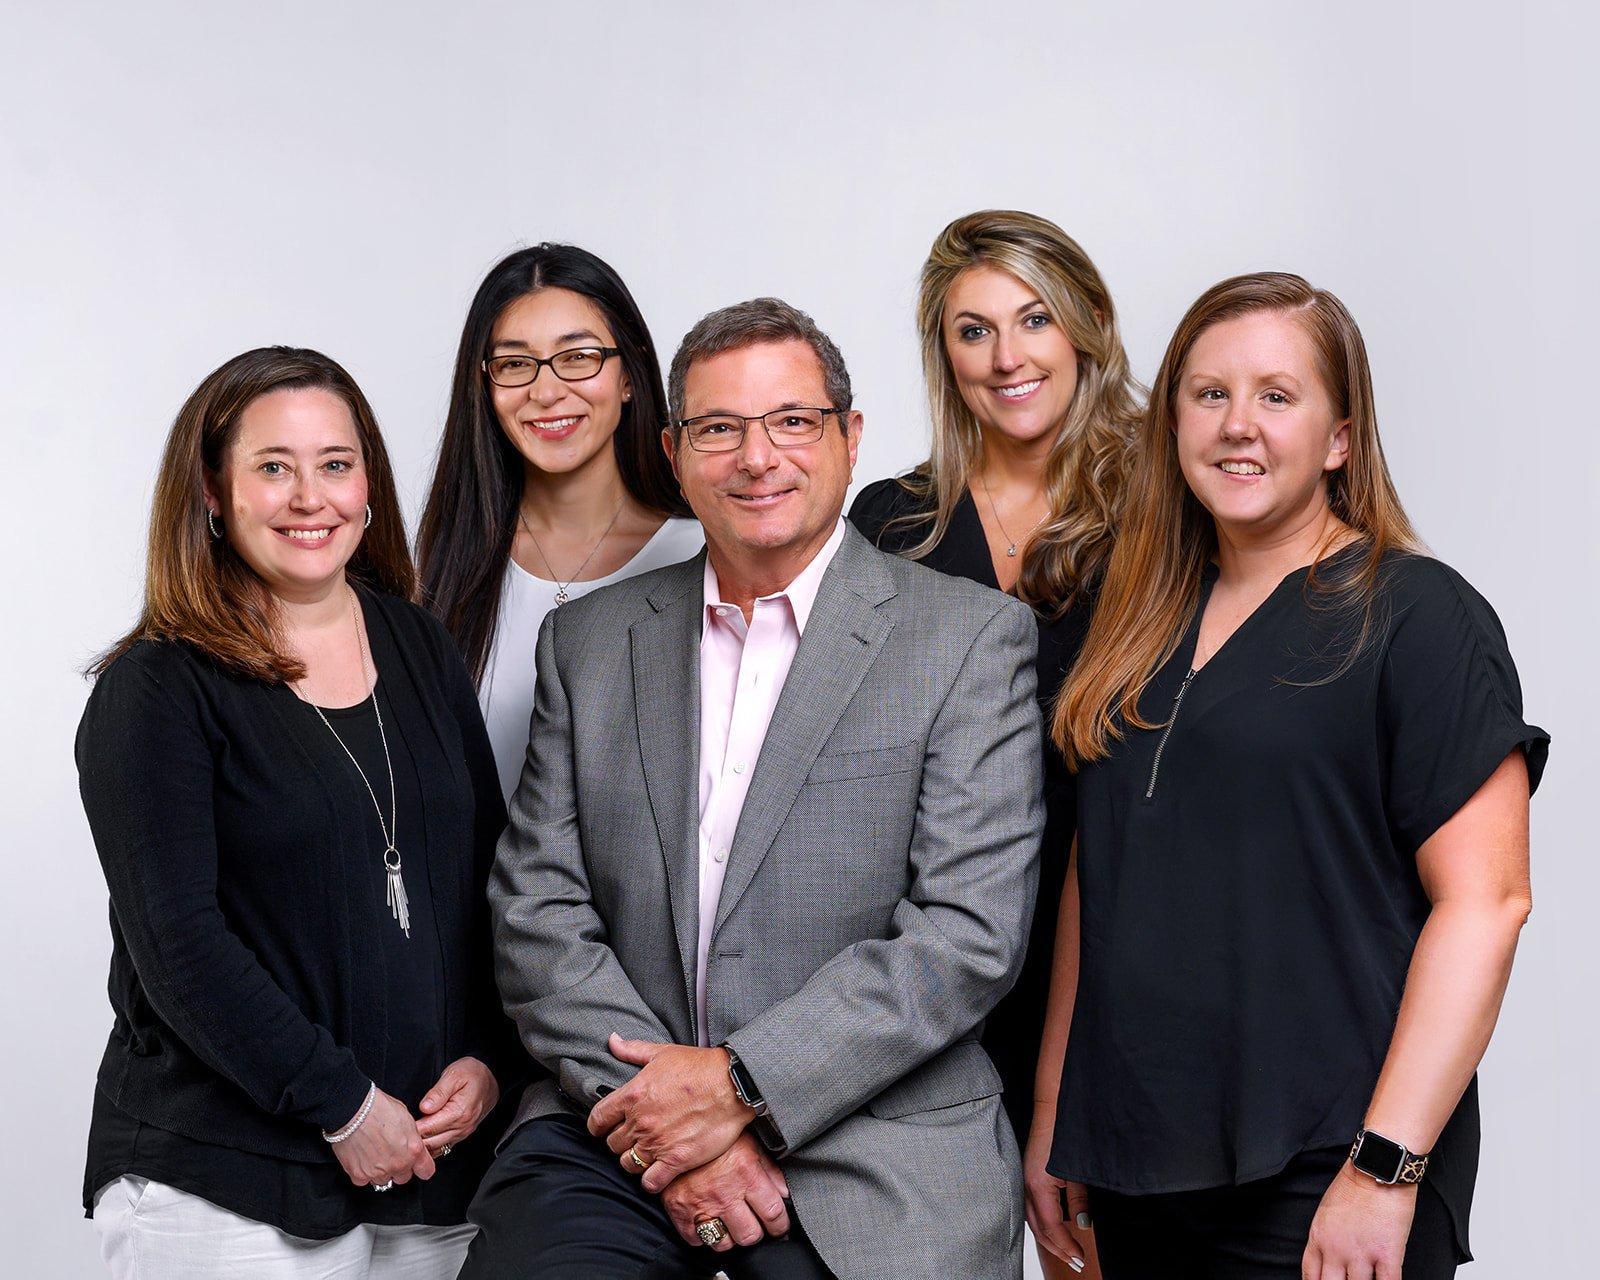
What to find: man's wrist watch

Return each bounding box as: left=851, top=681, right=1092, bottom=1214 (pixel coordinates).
left=720, top=1044, right=788, bottom=1156
left=1348, top=1128, right=1430, bottom=1185
left=721, top=1044, right=769, bottom=1117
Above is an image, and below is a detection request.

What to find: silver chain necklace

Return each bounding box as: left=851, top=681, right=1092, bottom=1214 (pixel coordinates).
left=518, top=499, right=626, bottom=605
left=978, top=472, right=1044, bottom=558
left=300, top=588, right=409, bottom=937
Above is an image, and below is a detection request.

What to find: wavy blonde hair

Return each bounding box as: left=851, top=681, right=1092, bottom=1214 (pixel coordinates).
left=1054, top=272, right=1424, bottom=766
left=893, top=210, right=1141, bottom=612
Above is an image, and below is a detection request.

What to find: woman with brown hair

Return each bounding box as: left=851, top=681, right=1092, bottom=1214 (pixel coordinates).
left=78, top=348, right=518, bottom=1277
left=850, top=208, right=1139, bottom=1278
left=1029, top=274, right=1548, bottom=1278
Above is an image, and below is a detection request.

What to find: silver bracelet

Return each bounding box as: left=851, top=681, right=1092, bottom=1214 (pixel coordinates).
left=322, top=1083, right=377, bottom=1144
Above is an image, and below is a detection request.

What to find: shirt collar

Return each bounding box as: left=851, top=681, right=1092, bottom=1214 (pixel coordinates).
left=702, top=517, right=847, bottom=637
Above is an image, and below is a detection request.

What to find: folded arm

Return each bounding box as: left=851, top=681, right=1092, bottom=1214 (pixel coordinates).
left=78, top=655, right=369, bottom=1132
left=488, top=609, right=675, bottom=1107
left=725, top=599, right=1045, bottom=1151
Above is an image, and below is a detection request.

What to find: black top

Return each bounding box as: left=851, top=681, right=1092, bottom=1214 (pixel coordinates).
left=77, top=586, right=524, bottom=1237
left=850, top=475, right=1092, bottom=1141
left=1049, top=547, right=1548, bottom=1256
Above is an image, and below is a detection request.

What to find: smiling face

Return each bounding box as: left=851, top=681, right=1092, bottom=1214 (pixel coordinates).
left=1174, top=310, right=1350, bottom=542
left=942, top=264, right=1080, bottom=450
left=204, top=386, right=368, bottom=602
left=666, top=338, right=860, bottom=580
left=487, top=287, right=632, bottom=482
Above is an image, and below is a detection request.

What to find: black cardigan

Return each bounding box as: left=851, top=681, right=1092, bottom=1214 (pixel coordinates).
left=77, top=587, right=522, bottom=1170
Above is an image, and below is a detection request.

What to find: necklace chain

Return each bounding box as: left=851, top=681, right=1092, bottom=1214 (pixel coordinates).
left=299, top=587, right=408, bottom=936
left=978, top=472, right=1044, bottom=558
left=518, top=499, right=627, bottom=605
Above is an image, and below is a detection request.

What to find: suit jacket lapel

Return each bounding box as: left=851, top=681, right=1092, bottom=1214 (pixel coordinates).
left=630, top=556, right=705, bottom=987
left=714, top=528, right=897, bottom=934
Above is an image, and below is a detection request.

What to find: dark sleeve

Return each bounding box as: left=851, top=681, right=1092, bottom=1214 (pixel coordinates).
left=76, top=649, right=370, bottom=1132
left=1379, top=559, right=1550, bottom=853
left=419, top=608, right=527, bottom=1091
left=848, top=474, right=929, bottom=552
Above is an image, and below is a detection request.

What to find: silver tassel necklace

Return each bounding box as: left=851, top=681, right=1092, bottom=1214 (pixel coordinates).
left=301, top=587, right=410, bottom=938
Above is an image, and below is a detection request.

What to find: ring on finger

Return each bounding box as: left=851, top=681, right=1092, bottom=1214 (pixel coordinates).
left=440, top=1144, right=452, bottom=1157
left=695, top=1217, right=727, bottom=1247
left=373, top=1180, right=394, bottom=1193
left=626, top=1144, right=648, bottom=1172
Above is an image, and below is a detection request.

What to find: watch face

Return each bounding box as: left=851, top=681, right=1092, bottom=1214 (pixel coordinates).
left=1352, top=1131, right=1407, bottom=1183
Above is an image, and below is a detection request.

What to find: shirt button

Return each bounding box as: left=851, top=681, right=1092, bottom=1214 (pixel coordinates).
left=714, top=847, right=728, bottom=864
left=732, top=761, right=745, bottom=774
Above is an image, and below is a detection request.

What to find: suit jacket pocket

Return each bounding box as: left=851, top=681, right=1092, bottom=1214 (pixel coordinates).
left=806, top=742, right=921, bottom=784
left=864, top=1039, right=1002, bottom=1119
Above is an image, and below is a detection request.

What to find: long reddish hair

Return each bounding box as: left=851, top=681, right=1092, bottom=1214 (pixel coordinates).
left=93, top=347, right=414, bottom=682
left=1054, top=272, right=1422, bottom=766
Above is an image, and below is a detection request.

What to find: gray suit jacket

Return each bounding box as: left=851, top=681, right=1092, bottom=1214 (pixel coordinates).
left=489, top=524, right=1044, bottom=1279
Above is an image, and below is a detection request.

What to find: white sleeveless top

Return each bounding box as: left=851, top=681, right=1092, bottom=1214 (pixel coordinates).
left=479, top=516, right=704, bottom=801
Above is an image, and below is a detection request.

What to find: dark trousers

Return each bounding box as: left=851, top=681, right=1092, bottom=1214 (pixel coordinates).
left=1088, top=1146, right=1461, bottom=1280
left=457, top=1113, right=835, bottom=1280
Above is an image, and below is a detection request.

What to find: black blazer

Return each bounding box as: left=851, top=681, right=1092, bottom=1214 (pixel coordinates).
left=77, top=587, right=520, bottom=1166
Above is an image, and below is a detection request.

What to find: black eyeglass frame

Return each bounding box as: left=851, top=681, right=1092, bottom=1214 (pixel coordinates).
left=674, top=406, right=847, bottom=453
left=481, top=346, right=623, bottom=387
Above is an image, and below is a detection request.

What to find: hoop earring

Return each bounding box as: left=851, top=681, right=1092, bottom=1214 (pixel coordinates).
left=364, top=504, right=372, bottom=529
left=206, top=509, right=222, bottom=540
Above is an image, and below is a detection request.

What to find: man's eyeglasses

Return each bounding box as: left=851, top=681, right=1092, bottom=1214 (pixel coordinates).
left=676, top=407, right=845, bottom=453
left=482, top=347, right=621, bottom=387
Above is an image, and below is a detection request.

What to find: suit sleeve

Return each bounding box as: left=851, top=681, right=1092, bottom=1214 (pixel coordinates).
left=77, top=653, right=371, bottom=1132
left=487, top=608, right=676, bottom=1105
left=725, top=597, right=1044, bottom=1150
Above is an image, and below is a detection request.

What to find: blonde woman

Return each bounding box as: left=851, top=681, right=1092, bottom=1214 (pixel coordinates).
left=850, top=209, right=1139, bottom=1277
left=1030, top=274, right=1547, bottom=1279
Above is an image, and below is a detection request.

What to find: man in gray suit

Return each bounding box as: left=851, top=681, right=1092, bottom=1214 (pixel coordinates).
left=460, top=298, right=1043, bottom=1279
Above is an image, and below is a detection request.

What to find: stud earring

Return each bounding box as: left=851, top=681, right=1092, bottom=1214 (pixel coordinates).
left=206, top=509, right=222, bottom=540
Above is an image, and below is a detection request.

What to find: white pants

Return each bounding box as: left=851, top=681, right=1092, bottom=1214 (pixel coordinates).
left=92, top=1176, right=476, bottom=1279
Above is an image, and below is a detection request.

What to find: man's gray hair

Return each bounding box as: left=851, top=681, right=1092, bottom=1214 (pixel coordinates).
left=666, top=297, right=853, bottom=434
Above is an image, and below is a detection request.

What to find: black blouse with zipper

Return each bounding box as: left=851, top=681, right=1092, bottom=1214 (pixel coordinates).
left=850, top=474, right=1092, bottom=1143
left=1048, top=546, right=1548, bottom=1258
left=77, top=586, right=524, bottom=1237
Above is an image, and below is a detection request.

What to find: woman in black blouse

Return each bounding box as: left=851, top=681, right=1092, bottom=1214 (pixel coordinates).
left=851, top=209, right=1140, bottom=1278
left=79, top=348, right=519, bottom=1277
left=1031, top=274, right=1547, bottom=1279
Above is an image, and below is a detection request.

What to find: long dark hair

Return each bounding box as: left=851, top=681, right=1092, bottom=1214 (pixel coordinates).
left=94, top=346, right=414, bottom=683
left=416, top=243, right=689, bottom=683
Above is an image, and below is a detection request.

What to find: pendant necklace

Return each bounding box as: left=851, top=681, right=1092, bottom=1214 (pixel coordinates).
left=978, top=472, right=1044, bottom=558
left=301, top=587, right=410, bottom=937
left=519, top=499, right=626, bottom=605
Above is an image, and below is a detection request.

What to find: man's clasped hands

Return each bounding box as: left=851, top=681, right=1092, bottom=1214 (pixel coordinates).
left=587, top=1034, right=791, bottom=1256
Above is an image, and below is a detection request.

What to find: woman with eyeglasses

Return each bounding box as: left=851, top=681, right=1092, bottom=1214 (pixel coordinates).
left=79, top=348, right=519, bottom=1277
left=850, top=210, right=1140, bottom=1279
left=417, top=244, right=701, bottom=800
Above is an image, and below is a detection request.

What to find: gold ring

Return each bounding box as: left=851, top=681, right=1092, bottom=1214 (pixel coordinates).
left=627, top=1144, right=648, bottom=1172
left=439, top=1144, right=452, bottom=1157
left=695, top=1216, right=728, bottom=1246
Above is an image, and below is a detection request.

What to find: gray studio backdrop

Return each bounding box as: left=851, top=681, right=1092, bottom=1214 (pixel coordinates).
left=3, top=3, right=1593, bottom=1276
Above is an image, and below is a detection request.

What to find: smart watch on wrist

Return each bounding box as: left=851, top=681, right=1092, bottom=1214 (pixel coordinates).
left=1348, top=1128, right=1430, bottom=1185
left=721, top=1043, right=788, bottom=1156
left=721, top=1044, right=769, bottom=1116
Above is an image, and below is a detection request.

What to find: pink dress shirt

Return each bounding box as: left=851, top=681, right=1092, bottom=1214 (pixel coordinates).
left=694, top=518, right=848, bottom=1045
